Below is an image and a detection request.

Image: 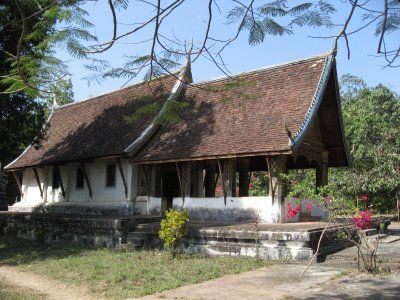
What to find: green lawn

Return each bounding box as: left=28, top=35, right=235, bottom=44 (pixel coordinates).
left=0, top=237, right=272, bottom=299
left=0, top=281, right=47, bottom=300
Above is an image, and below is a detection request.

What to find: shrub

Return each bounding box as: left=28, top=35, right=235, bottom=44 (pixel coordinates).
left=159, top=209, right=189, bottom=257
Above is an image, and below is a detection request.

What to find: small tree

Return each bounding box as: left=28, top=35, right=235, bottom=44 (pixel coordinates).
left=159, top=209, right=189, bottom=257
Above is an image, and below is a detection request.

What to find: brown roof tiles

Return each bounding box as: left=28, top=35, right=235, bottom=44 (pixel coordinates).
left=7, top=54, right=346, bottom=169
left=6, top=75, right=176, bottom=169
left=131, top=55, right=329, bottom=163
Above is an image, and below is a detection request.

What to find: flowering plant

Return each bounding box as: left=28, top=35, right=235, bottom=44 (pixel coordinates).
left=360, top=194, right=368, bottom=202
left=287, top=202, right=301, bottom=218
left=305, top=202, right=314, bottom=212
left=353, top=210, right=372, bottom=230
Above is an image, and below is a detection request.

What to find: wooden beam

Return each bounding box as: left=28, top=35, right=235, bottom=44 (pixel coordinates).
left=54, top=166, right=66, bottom=199
left=130, top=150, right=291, bottom=165
left=175, top=162, right=185, bottom=204
left=80, top=162, right=93, bottom=199
left=32, top=168, right=43, bottom=198
left=217, top=160, right=226, bottom=206
left=117, top=158, right=128, bottom=198
left=13, top=171, right=23, bottom=198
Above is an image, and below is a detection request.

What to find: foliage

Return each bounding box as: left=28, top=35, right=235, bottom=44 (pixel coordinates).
left=333, top=77, right=400, bottom=212
left=0, top=0, right=72, bottom=204
left=227, top=0, right=335, bottom=46
left=1, top=0, right=90, bottom=99
left=159, top=209, right=189, bottom=256
left=3, top=0, right=399, bottom=100
left=249, top=172, right=269, bottom=196
left=0, top=237, right=272, bottom=299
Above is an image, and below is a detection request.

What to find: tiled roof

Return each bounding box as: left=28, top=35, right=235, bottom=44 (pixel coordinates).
left=7, top=54, right=347, bottom=170
left=6, top=75, right=176, bottom=169
left=131, top=55, right=330, bottom=163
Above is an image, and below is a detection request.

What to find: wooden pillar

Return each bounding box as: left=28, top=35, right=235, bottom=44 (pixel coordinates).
left=150, top=165, right=161, bottom=197
left=204, top=163, right=216, bottom=197
left=238, top=159, right=250, bottom=197
left=266, top=155, right=287, bottom=223
left=32, top=167, right=43, bottom=199
left=222, top=159, right=235, bottom=197
left=182, top=163, right=191, bottom=198
left=316, top=151, right=329, bottom=187
left=175, top=163, right=184, bottom=201
left=190, top=163, right=202, bottom=197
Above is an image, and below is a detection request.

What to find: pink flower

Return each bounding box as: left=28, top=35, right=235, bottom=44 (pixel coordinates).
left=287, top=203, right=301, bottom=219
left=305, top=202, right=313, bottom=212
left=353, top=210, right=372, bottom=229
left=361, top=194, right=368, bottom=202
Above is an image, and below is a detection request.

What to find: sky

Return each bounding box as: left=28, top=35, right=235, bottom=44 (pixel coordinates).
left=57, top=1, right=399, bottom=102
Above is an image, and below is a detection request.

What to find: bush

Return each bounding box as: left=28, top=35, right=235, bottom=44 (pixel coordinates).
left=159, top=209, right=189, bottom=256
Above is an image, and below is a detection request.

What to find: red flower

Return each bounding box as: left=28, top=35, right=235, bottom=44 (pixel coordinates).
left=305, top=202, right=313, bottom=212
left=360, top=194, right=368, bottom=202
left=353, top=210, right=372, bottom=229
left=287, top=203, right=301, bottom=219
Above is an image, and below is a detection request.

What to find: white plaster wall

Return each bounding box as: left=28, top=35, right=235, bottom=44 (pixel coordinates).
left=148, top=197, right=162, bottom=215
left=21, top=168, right=42, bottom=204
left=81, top=159, right=130, bottom=203
left=10, top=158, right=136, bottom=213
left=172, top=196, right=278, bottom=223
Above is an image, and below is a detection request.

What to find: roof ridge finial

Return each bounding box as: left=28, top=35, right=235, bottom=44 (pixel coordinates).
left=182, top=44, right=193, bottom=83
left=52, top=94, right=58, bottom=109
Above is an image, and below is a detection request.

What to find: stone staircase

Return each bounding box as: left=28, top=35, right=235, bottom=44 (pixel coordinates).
left=118, top=221, right=160, bottom=249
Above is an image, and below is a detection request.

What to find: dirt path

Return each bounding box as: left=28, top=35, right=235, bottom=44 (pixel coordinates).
left=0, top=265, right=101, bottom=300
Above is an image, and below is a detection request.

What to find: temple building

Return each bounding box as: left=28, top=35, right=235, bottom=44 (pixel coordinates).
left=5, top=53, right=348, bottom=224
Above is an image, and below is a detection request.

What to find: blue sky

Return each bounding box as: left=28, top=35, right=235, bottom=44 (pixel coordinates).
left=57, top=1, right=399, bottom=102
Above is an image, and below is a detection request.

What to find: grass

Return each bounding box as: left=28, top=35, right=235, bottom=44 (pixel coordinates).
left=0, top=237, right=273, bottom=299
left=0, top=281, right=47, bottom=300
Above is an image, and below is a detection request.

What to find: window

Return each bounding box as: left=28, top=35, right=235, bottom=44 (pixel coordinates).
left=105, top=163, right=116, bottom=187
left=52, top=168, right=60, bottom=189
left=76, top=167, right=84, bottom=189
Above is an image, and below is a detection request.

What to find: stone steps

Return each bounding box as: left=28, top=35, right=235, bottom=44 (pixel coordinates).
left=185, top=240, right=314, bottom=261
left=131, top=222, right=159, bottom=233
left=119, top=232, right=149, bottom=249
left=380, top=235, right=400, bottom=243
